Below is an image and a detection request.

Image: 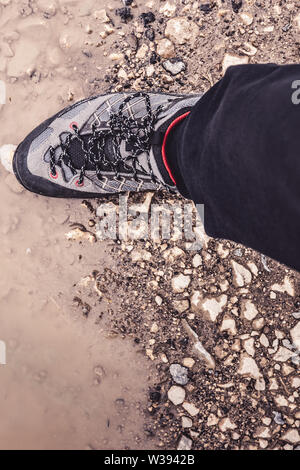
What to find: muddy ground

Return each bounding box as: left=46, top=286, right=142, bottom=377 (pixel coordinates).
left=0, top=0, right=299, bottom=450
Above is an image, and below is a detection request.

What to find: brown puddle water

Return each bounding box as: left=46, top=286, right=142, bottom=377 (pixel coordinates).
left=0, top=0, right=153, bottom=450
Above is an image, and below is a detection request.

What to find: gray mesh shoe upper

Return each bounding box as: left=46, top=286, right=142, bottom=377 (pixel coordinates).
left=18, top=92, right=201, bottom=196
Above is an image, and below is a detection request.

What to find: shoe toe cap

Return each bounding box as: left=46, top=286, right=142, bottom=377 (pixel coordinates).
left=13, top=116, right=101, bottom=199
left=13, top=114, right=59, bottom=197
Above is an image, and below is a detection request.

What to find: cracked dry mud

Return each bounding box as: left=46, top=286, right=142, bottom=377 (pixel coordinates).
left=0, top=0, right=299, bottom=451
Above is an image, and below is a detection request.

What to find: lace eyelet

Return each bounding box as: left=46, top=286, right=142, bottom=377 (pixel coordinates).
left=50, top=170, right=58, bottom=180
left=75, top=180, right=84, bottom=187
left=70, top=121, right=79, bottom=131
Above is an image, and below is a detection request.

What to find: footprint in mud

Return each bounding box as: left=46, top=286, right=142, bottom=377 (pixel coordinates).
left=33, top=370, right=48, bottom=384
left=93, top=364, right=106, bottom=385
left=1, top=214, right=20, bottom=235
left=114, top=398, right=126, bottom=412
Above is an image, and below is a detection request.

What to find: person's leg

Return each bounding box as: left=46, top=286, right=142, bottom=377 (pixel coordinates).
left=166, top=64, right=300, bottom=272
left=13, top=63, right=300, bottom=271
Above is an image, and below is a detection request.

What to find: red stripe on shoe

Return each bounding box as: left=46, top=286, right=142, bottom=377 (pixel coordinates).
left=161, top=111, right=190, bottom=185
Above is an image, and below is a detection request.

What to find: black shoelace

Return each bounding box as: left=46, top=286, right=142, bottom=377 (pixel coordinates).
left=48, top=92, right=168, bottom=188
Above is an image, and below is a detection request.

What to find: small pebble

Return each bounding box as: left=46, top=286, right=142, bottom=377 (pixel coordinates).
left=170, top=363, right=189, bottom=385
left=0, top=145, right=16, bottom=173
left=168, top=385, right=186, bottom=405
left=163, top=59, right=186, bottom=76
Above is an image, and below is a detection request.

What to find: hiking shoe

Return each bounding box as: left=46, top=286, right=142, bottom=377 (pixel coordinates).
left=13, top=92, right=200, bottom=198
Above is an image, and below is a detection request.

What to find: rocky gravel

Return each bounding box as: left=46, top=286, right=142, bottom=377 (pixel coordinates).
left=65, top=0, right=300, bottom=451
left=72, top=189, right=300, bottom=450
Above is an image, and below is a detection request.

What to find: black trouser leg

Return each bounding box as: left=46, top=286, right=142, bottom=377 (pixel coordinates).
left=170, top=64, right=300, bottom=271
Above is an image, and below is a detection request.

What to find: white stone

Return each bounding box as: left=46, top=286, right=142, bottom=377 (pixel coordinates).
left=271, top=277, right=294, bottom=296
left=192, top=254, right=202, bottom=268
left=262, top=417, right=272, bottom=426
left=146, top=348, right=155, bottom=361
left=93, top=9, right=110, bottom=23
left=264, top=26, right=274, bottom=33
left=163, top=247, right=185, bottom=262
left=231, top=261, right=252, bottom=287
left=190, top=291, right=201, bottom=310
left=0, top=145, right=16, bottom=173
left=274, top=395, right=288, bottom=407
left=219, top=280, right=229, bottom=292
left=269, top=377, right=278, bottom=390
left=243, top=338, right=255, bottom=357
left=161, top=353, right=168, bottom=363
left=171, top=274, right=190, bottom=293
left=290, top=321, right=300, bottom=350
left=252, top=317, right=265, bottom=330
left=131, top=249, right=151, bottom=262
left=146, top=65, right=155, bottom=77
left=291, top=376, right=300, bottom=388
left=165, top=17, right=199, bottom=45
left=182, top=416, right=193, bottom=428
left=281, top=429, right=300, bottom=444
left=259, top=334, right=269, bottom=348
left=182, top=319, right=216, bottom=369
left=109, top=53, right=124, bottom=62
left=219, top=417, right=237, bottom=432
left=201, top=294, right=228, bottom=322
left=182, top=402, right=199, bottom=417
left=160, top=1, right=176, bottom=17
left=275, top=330, right=285, bottom=339
left=193, top=338, right=215, bottom=369
left=156, top=38, right=175, bottom=58
left=255, top=376, right=266, bottom=391
left=238, top=354, right=261, bottom=380
left=168, top=385, right=186, bottom=405
left=254, top=426, right=271, bottom=439
left=239, top=12, right=253, bottom=26
left=177, top=435, right=192, bottom=451
left=217, top=243, right=230, bottom=258
left=173, top=299, right=189, bottom=313
left=272, top=346, right=294, bottom=362
left=240, top=42, right=257, bottom=57
left=259, top=439, right=268, bottom=449
left=241, top=299, right=258, bottom=321
left=183, top=357, right=195, bottom=369
left=220, top=315, right=237, bottom=335
left=118, top=68, right=128, bottom=80
left=136, top=44, right=149, bottom=59
left=222, top=54, right=249, bottom=75
left=247, top=261, right=258, bottom=276
left=207, top=413, right=219, bottom=427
